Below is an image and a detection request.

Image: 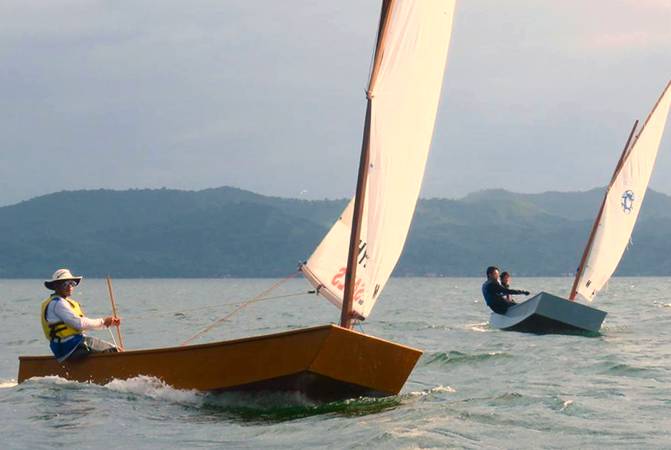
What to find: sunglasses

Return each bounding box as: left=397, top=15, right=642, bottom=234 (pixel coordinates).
left=61, top=280, right=78, bottom=287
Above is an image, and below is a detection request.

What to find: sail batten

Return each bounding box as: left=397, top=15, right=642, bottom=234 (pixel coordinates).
left=572, top=80, right=671, bottom=302
left=303, top=0, right=456, bottom=319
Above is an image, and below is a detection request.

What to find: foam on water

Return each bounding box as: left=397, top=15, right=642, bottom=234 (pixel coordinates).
left=560, top=399, right=574, bottom=411
left=104, top=375, right=203, bottom=404
left=407, top=384, right=456, bottom=398
left=428, top=384, right=456, bottom=393
left=28, top=375, right=82, bottom=386
left=468, top=321, right=491, bottom=332
left=0, top=378, right=17, bottom=388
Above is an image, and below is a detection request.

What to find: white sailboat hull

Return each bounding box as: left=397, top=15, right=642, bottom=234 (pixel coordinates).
left=489, top=291, right=606, bottom=334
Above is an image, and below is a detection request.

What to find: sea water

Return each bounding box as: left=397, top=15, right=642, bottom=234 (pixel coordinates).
left=1, top=277, right=670, bottom=449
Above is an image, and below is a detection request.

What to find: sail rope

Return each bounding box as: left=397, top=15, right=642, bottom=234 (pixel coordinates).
left=107, top=327, right=118, bottom=348
left=179, top=271, right=303, bottom=346
left=131, top=289, right=314, bottom=320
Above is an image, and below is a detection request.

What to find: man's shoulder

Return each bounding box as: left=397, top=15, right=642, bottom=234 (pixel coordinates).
left=43, top=295, right=63, bottom=304
left=51, top=296, right=77, bottom=308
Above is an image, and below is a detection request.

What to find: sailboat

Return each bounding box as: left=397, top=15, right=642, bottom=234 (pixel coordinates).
left=18, top=0, right=456, bottom=401
left=490, top=80, right=671, bottom=334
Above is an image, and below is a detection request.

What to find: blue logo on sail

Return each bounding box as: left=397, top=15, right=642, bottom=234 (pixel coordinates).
left=621, top=190, right=635, bottom=214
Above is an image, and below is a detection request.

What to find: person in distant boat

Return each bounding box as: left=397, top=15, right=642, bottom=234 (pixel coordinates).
left=481, top=266, right=529, bottom=314
left=500, top=271, right=513, bottom=303
left=41, top=268, right=121, bottom=362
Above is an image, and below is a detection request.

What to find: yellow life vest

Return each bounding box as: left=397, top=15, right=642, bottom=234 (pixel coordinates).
left=40, top=295, right=85, bottom=341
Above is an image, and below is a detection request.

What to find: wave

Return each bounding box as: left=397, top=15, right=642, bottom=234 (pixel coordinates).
left=598, top=362, right=656, bottom=377
left=420, top=350, right=511, bottom=367
left=5, top=338, right=40, bottom=346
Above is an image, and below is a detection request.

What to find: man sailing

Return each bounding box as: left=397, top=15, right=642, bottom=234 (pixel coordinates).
left=481, top=266, right=529, bottom=314
left=41, top=269, right=121, bottom=362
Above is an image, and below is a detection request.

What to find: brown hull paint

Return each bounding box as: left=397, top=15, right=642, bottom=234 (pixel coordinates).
left=18, top=325, right=422, bottom=401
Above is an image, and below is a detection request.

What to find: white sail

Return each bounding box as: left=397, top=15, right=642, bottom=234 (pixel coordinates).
left=302, top=0, right=455, bottom=318
left=574, top=81, right=671, bottom=301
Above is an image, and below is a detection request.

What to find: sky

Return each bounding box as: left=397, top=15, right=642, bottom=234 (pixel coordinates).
left=1, top=0, right=670, bottom=206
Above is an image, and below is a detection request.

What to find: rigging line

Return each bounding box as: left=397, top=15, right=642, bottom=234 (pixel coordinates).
left=107, top=327, right=118, bottom=348
left=133, top=290, right=315, bottom=320
left=179, top=271, right=301, bottom=346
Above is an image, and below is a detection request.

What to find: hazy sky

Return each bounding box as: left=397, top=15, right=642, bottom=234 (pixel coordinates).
left=1, top=0, right=670, bottom=206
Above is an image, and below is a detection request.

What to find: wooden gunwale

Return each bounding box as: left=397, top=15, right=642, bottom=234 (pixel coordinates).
left=19, top=324, right=337, bottom=361
left=19, top=324, right=419, bottom=361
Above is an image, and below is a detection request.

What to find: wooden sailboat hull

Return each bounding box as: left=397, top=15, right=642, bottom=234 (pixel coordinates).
left=18, top=324, right=422, bottom=402
left=489, top=291, right=606, bottom=334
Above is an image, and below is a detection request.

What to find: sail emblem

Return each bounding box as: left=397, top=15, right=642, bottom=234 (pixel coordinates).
left=621, top=190, right=635, bottom=214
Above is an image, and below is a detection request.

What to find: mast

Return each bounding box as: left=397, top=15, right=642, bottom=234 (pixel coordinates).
left=569, top=119, right=639, bottom=300
left=341, top=0, right=395, bottom=329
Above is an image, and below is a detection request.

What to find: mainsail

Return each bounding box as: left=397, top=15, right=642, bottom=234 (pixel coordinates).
left=571, top=80, right=671, bottom=301
left=302, top=0, right=455, bottom=319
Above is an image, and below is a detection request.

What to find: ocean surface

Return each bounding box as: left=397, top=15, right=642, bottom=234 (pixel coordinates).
left=1, top=277, right=670, bottom=449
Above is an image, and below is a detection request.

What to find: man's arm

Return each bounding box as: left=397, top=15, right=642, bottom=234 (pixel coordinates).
left=492, top=283, right=529, bottom=296
left=53, top=299, right=105, bottom=330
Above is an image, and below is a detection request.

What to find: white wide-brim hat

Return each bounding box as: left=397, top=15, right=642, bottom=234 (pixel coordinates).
left=44, top=268, right=83, bottom=290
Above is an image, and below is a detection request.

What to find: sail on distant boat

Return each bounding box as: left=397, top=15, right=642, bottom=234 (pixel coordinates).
left=302, top=0, right=454, bottom=321
left=490, top=80, right=671, bottom=334
left=18, top=0, right=457, bottom=400
left=570, top=80, right=671, bottom=301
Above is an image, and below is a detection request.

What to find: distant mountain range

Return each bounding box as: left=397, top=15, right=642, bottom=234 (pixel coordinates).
left=2, top=186, right=671, bottom=278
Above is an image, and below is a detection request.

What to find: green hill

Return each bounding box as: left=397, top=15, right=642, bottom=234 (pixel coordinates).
left=1, top=186, right=670, bottom=277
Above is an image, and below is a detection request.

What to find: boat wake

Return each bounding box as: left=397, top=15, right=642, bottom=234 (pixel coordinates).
left=429, top=384, right=456, bottom=393
left=104, top=375, right=202, bottom=405
left=198, top=391, right=403, bottom=422
left=407, top=384, right=456, bottom=397
left=24, top=375, right=80, bottom=386
left=27, top=375, right=404, bottom=422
